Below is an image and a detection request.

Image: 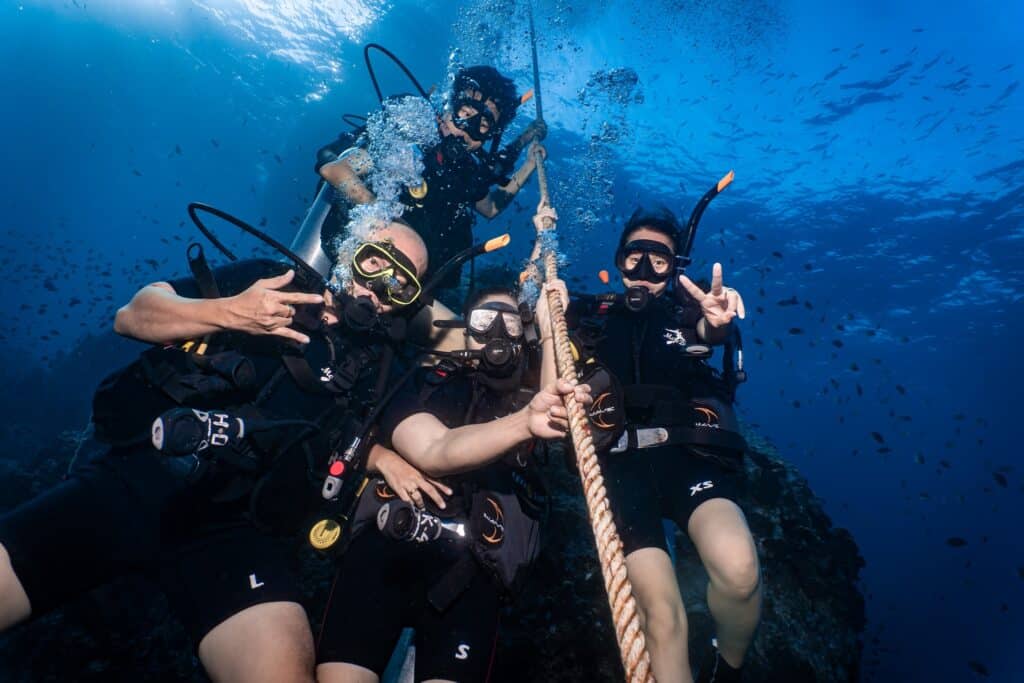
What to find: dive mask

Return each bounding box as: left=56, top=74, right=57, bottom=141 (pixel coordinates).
left=467, top=301, right=524, bottom=340
left=452, top=96, right=498, bottom=142
left=616, top=239, right=675, bottom=284
left=351, top=241, right=422, bottom=308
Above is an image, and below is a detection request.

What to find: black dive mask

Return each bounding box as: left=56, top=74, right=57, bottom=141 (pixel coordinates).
left=467, top=302, right=523, bottom=377
left=615, top=239, right=675, bottom=285
left=432, top=301, right=524, bottom=378
left=451, top=96, right=498, bottom=142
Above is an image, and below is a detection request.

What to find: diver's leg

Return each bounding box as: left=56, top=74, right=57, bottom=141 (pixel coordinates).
left=0, top=453, right=159, bottom=632
left=415, top=569, right=500, bottom=683
left=199, top=601, right=316, bottom=683
left=626, top=547, right=692, bottom=683
left=316, top=662, right=380, bottom=683
left=687, top=498, right=761, bottom=670
left=602, top=448, right=691, bottom=682
left=316, top=532, right=406, bottom=683
left=0, top=542, right=31, bottom=630
left=160, top=523, right=314, bottom=683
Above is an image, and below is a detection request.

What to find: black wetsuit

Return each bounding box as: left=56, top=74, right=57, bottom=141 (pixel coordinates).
left=567, top=293, right=744, bottom=555
left=0, top=259, right=396, bottom=646
left=320, top=137, right=495, bottom=291
left=317, top=366, right=539, bottom=682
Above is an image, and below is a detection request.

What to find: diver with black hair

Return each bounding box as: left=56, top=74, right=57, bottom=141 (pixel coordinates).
left=0, top=217, right=449, bottom=683
left=316, top=286, right=587, bottom=683
left=317, top=64, right=547, bottom=291
left=535, top=198, right=760, bottom=683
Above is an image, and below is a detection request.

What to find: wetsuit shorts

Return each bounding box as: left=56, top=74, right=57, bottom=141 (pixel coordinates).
left=600, top=445, right=742, bottom=556
left=317, top=529, right=500, bottom=682
left=0, top=447, right=303, bottom=645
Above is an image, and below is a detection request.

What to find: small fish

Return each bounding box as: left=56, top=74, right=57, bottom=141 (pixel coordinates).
left=851, top=363, right=860, bottom=372
left=771, top=251, right=783, bottom=259
left=856, top=383, right=863, bottom=396
left=946, top=537, right=968, bottom=547
left=211, top=138, right=220, bottom=148
left=274, top=154, right=284, bottom=165
left=967, top=660, right=989, bottom=677
left=915, top=454, right=925, bottom=464
left=993, top=473, right=1008, bottom=488
left=745, top=233, right=757, bottom=241
left=777, top=296, right=799, bottom=306
left=871, top=432, right=885, bottom=444
left=912, top=27, right=924, bottom=33
left=803, top=263, right=814, bottom=271
left=896, top=384, right=906, bottom=395
left=132, top=169, right=143, bottom=177
left=788, top=327, right=803, bottom=335
left=832, top=340, right=844, bottom=348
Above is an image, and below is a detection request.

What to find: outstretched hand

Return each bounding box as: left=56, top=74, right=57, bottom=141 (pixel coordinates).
left=677, top=262, right=746, bottom=328
left=527, top=378, right=592, bottom=439
left=226, top=270, right=324, bottom=344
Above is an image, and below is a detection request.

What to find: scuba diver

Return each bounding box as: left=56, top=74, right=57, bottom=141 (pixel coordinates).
left=316, top=64, right=547, bottom=291
left=0, top=217, right=443, bottom=683
left=316, top=287, right=587, bottom=683
left=535, top=200, right=760, bottom=683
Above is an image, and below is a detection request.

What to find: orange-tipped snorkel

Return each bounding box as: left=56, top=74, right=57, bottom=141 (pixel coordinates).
left=598, top=269, right=610, bottom=284
left=678, top=169, right=735, bottom=273
left=484, top=233, right=511, bottom=252
left=717, top=169, right=735, bottom=193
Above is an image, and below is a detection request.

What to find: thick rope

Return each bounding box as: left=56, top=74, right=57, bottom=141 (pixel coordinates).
left=529, top=146, right=656, bottom=683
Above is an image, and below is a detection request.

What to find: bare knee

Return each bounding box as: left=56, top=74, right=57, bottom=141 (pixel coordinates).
left=0, top=542, right=32, bottom=631
left=638, top=595, right=687, bottom=644
left=199, top=601, right=315, bottom=683
left=711, top=550, right=761, bottom=602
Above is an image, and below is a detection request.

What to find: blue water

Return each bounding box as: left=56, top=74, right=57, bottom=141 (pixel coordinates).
left=1, top=1, right=1022, bottom=680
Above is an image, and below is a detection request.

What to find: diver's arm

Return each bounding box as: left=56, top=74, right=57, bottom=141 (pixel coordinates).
left=391, top=410, right=532, bottom=476
left=319, top=149, right=376, bottom=205
left=114, top=270, right=321, bottom=345
left=475, top=143, right=547, bottom=218
left=114, top=283, right=230, bottom=344
left=391, top=379, right=587, bottom=476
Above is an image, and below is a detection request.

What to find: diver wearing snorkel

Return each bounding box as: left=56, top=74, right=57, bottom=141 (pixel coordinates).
left=537, top=178, right=761, bottom=682
left=318, top=64, right=547, bottom=291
